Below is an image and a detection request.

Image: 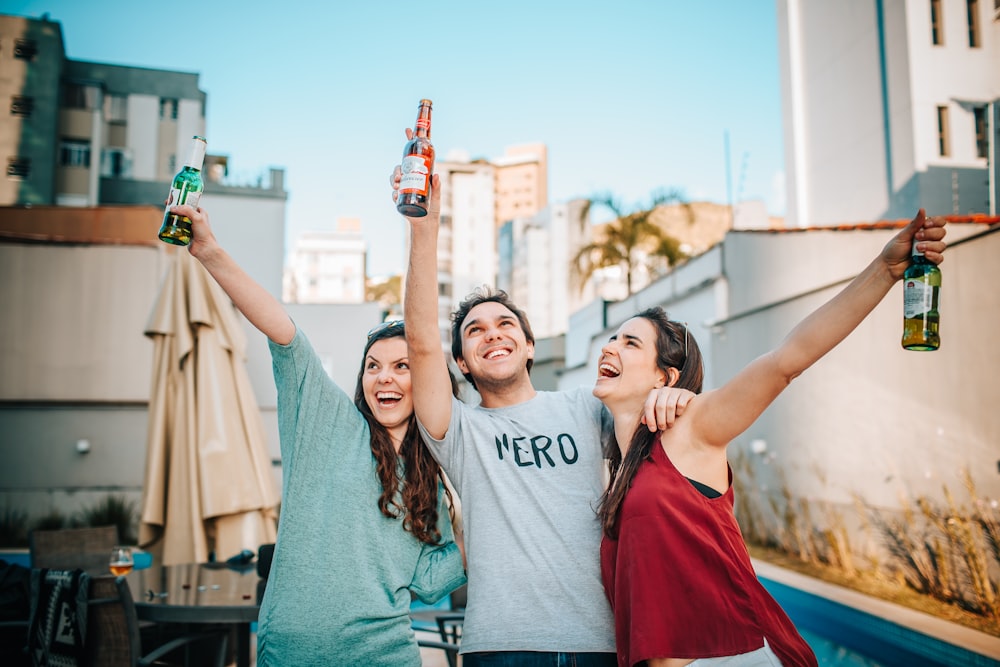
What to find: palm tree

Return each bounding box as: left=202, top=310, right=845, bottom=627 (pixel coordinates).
left=366, top=274, right=402, bottom=317
left=573, top=189, right=690, bottom=295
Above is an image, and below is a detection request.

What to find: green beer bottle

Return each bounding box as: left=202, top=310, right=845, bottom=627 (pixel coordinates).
left=901, top=239, right=941, bottom=350
left=158, top=135, right=207, bottom=246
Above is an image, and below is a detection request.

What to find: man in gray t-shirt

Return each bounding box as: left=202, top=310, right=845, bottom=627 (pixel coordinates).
left=394, top=164, right=691, bottom=665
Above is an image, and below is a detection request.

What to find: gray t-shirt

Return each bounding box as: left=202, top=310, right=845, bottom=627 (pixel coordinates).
left=419, top=387, right=616, bottom=654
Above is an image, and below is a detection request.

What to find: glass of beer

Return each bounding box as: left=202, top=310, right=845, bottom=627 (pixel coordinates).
left=109, top=546, right=134, bottom=576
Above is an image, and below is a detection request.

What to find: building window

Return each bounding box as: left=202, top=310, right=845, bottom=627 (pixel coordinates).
left=159, top=98, right=178, bottom=120
left=930, top=0, right=944, bottom=44
left=967, top=0, right=981, bottom=46
left=59, top=139, right=91, bottom=167
left=101, top=148, right=130, bottom=178
left=104, top=94, right=127, bottom=123
left=7, top=157, right=30, bottom=178
left=936, top=106, right=950, bottom=157
left=973, top=107, right=988, bottom=158
left=10, top=96, right=34, bottom=117
left=62, top=83, right=100, bottom=110
left=13, top=39, right=38, bottom=61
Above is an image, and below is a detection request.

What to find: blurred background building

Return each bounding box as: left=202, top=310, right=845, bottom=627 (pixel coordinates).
left=776, top=0, right=998, bottom=225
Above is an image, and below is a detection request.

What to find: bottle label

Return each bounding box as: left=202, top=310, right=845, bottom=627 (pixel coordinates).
left=903, top=278, right=934, bottom=318
left=164, top=184, right=202, bottom=214
left=399, top=155, right=431, bottom=195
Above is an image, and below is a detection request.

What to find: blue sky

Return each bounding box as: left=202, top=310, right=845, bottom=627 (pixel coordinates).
left=8, top=0, right=785, bottom=276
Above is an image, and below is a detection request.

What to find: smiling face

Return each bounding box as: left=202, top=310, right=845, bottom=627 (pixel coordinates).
left=456, top=300, right=535, bottom=395
left=593, top=316, right=668, bottom=410
left=361, top=336, right=414, bottom=444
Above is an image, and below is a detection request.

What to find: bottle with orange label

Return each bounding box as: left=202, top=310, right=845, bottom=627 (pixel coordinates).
left=396, top=99, right=434, bottom=217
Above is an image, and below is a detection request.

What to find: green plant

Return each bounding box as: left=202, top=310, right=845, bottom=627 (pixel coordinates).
left=0, top=506, right=29, bottom=548
left=74, top=495, right=138, bottom=545
left=32, top=510, right=67, bottom=532
left=736, top=450, right=1000, bottom=630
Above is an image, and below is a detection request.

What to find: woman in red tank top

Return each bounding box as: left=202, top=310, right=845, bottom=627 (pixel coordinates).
left=592, top=211, right=947, bottom=667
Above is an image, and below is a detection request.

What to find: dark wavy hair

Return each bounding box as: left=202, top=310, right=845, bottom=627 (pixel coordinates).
left=354, top=321, right=455, bottom=545
left=450, top=286, right=535, bottom=388
left=597, top=307, right=705, bottom=539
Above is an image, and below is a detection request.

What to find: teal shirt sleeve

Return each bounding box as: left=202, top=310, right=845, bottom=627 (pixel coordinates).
left=409, top=485, right=467, bottom=604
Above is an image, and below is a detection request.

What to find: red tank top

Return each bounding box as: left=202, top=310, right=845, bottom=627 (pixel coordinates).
left=600, top=437, right=817, bottom=667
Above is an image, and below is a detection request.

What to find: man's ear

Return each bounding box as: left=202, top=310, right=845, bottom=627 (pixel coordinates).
left=456, top=356, right=469, bottom=375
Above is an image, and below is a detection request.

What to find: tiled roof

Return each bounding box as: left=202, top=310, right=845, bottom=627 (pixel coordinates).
left=743, top=214, right=1000, bottom=234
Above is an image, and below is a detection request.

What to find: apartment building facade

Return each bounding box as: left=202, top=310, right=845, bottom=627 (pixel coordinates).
left=776, top=0, right=999, bottom=226
left=284, top=218, right=367, bottom=304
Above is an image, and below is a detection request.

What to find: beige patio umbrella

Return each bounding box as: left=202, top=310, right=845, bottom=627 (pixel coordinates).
left=140, top=250, right=279, bottom=566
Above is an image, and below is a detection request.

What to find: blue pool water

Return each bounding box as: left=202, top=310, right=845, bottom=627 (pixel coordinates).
left=762, top=576, right=999, bottom=667
left=799, top=628, right=883, bottom=666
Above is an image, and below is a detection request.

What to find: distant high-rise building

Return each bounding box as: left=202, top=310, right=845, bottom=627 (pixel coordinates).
left=776, top=0, right=999, bottom=226
left=493, top=143, right=548, bottom=228
left=424, top=158, right=497, bottom=338
left=497, top=199, right=592, bottom=338
left=285, top=218, right=367, bottom=304
left=411, top=143, right=549, bottom=344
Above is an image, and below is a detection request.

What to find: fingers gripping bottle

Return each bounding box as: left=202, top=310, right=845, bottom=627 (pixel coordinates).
left=901, top=239, right=941, bottom=350
left=396, top=99, right=434, bottom=217
left=158, top=135, right=207, bottom=245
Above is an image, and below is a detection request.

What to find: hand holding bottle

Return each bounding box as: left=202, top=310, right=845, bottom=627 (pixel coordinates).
left=892, top=210, right=945, bottom=351
left=158, top=135, right=207, bottom=246
left=169, top=203, right=218, bottom=263
left=391, top=139, right=441, bottom=222
left=879, top=209, right=947, bottom=280
left=396, top=99, right=435, bottom=217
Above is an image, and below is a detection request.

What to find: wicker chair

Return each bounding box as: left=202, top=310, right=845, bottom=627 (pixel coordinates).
left=29, top=525, right=119, bottom=572
left=86, top=575, right=229, bottom=667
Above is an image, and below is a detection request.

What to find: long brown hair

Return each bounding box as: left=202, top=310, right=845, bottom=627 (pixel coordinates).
left=354, top=321, right=455, bottom=545
left=597, top=307, right=705, bottom=539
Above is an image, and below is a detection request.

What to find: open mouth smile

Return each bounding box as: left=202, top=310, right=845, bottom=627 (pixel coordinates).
left=598, top=362, right=621, bottom=378
left=376, top=391, right=403, bottom=407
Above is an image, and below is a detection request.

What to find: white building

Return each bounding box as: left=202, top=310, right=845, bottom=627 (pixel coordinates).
left=497, top=199, right=593, bottom=338
left=425, top=158, right=497, bottom=337
left=285, top=218, right=367, bottom=304
left=776, top=0, right=999, bottom=226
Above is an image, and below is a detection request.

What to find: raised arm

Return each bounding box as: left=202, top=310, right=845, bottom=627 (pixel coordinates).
left=393, top=165, right=455, bottom=439
left=691, top=209, right=946, bottom=448
left=176, top=203, right=295, bottom=345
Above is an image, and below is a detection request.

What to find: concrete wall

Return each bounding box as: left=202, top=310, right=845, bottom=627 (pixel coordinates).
left=0, top=231, right=387, bottom=521
left=559, top=222, right=1000, bottom=531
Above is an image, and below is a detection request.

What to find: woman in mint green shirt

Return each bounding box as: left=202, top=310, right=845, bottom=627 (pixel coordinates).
left=180, top=202, right=466, bottom=666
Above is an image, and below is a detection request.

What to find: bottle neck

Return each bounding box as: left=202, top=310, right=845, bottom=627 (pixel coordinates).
left=185, top=137, right=207, bottom=169
left=911, top=239, right=930, bottom=263
left=414, top=105, right=432, bottom=139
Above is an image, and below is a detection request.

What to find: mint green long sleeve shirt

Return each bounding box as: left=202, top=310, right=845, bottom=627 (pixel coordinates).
left=256, top=329, right=465, bottom=666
